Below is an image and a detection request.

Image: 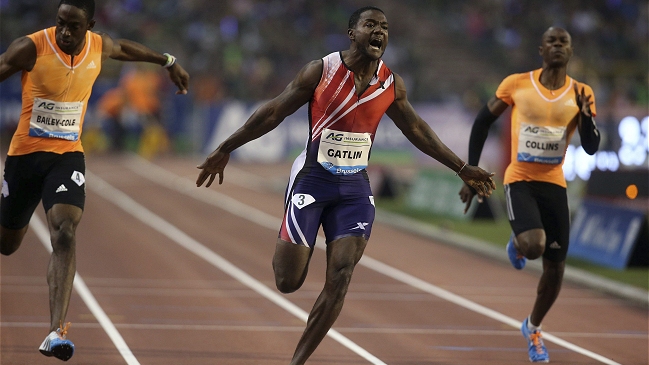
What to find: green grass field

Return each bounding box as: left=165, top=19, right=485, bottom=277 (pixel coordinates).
left=376, top=198, right=649, bottom=290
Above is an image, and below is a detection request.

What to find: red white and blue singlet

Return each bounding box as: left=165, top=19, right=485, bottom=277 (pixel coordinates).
left=279, top=52, right=396, bottom=247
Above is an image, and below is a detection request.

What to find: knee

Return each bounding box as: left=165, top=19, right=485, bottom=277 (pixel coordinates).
left=517, top=234, right=545, bottom=260
left=275, top=275, right=301, bottom=294
left=1, top=228, right=26, bottom=256
left=51, top=222, right=76, bottom=252
left=326, top=264, right=355, bottom=295
left=0, top=241, right=19, bottom=256
left=545, top=261, right=565, bottom=281
left=273, top=261, right=304, bottom=294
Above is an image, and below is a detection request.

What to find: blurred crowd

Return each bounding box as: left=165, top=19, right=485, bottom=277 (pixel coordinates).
left=431, top=0, right=648, bottom=109
left=1, top=0, right=646, bottom=108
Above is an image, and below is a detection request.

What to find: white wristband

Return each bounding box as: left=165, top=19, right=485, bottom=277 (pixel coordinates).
left=162, top=53, right=176, bottom=68
left=455, top=162, right=467, bottom=176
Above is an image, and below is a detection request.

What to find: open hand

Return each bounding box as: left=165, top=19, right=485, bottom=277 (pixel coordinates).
left=458, top=183, right=482, bottom=214
left=574, top=84, right=593, bottom=117
left=457, top=165, right=495, bottom=213
left=168, top=63, right=190, bottom=95
left=196, top=151, right=230, bottom=187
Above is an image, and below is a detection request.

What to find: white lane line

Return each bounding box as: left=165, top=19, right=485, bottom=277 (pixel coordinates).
left=86, top=171, right=387, bottom=365
left=30, top=215, right=140, bottom=365
left=125, top=156, right=625, bottom=365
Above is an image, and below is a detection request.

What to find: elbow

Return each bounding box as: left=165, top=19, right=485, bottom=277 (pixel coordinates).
left=582, top=139, right=600, bottom=155
left=580, top=129, right=600, bottom=156
left=583, top=145, right=599, bottom=156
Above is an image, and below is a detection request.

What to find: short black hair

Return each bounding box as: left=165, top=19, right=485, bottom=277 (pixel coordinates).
left=348, top=6, right=384, bottom=29
left=58, top=0, right=95, bottom=20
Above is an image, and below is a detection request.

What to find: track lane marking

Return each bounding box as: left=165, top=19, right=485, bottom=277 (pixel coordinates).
left=86, top=171, right=387, bottom=365
left=123, top=156, right=625, bottom=365
left=30, top=215, right=140, bottom=365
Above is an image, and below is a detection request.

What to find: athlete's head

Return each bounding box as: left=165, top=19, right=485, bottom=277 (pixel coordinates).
left=55, top=0, right=96, bottom=55
left=348, top=6, right=388, bottom=60
left=539, top=27, right=573, bottom=68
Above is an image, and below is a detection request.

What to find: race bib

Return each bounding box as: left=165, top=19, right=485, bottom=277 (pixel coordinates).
left=517, top=123, right=567, bottom=164
left=29, top=97, right=83, bottom=141
left=317, top=128, right=372, bottom=175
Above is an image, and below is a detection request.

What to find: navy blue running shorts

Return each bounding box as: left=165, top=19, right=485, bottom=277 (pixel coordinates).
left=279, top=167, right=375, bottom=247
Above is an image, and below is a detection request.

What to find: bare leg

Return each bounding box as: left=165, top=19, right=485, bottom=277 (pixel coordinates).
left=273, top=239, right=314, bottom=293
left=46, top=204, right=82, bottom=332
left=530, top=258, right=565, bottom=326
left=289, top=236, right=367, bottom=365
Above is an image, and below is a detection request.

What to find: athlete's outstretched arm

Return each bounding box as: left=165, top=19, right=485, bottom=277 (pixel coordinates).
left=99, top=32, right=189, bottom=94
left=196, top=60, right=323, bottom=188
left=459, top=95, right=509, bottom=213
left=468, top=96, right=509, bottom=166
left=0, top=37, right=36, bottom=82
left=386, top=73, right=495, bottom=197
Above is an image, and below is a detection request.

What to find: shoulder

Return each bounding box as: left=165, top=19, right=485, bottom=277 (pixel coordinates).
left=390, top=72, right=407, bottom=101
left=89, top=30, right=104, bottom=41
left=93, top=31, right=114, bottom=57
left=93, top=31, right=112, bottom=45
left=290, top=59, right=323, bottom=91
left=391, top=71, right=404, bottom=87
left=9, top=35, right=37, bottom=50
left=572, top=78, right=595, bottom=95
left=501, top=71, right=529, bottom=85
left=6, top=36, right=37, bottom=61
left=496, top=71, right=531, bottom=96
left=0, top=36, right=37, bottom=75
left=300, top=59, right=324, bottom=78
left=25, top=28, right=44, bottom=41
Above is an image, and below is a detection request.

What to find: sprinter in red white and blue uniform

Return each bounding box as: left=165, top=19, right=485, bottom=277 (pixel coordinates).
left=197, top=6, right=496, bottom=365
left=279, top=51, right=396, bottom=248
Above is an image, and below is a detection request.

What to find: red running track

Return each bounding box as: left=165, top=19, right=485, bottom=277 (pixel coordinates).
left=1, top=155, right=647, bottom=365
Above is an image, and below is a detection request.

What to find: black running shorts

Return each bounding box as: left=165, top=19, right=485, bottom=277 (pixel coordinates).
left=504, top=181, right=570, bottom=262
left=1, top=152, right=86, bottom=229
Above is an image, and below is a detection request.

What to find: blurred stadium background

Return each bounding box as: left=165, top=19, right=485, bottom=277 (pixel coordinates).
left=1, top=0, right=647, bottom=289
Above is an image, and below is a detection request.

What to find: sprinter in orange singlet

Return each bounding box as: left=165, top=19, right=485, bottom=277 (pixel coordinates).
left=197, top=6, right=496, bottom=365
left=0, top=0, right=189, bottom=361
left=459, top=27, right=600, bottom=363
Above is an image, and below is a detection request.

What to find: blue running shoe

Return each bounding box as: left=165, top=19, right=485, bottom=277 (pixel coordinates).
left=39, top=323, right=74, bottom=361
left=507, top=235, right=526, bottom=270
left=521, top=318, right=549, bottom=363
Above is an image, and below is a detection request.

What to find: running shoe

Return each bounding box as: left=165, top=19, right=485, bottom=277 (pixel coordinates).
left=39, top=322, right=74, bottom=361
left=506, top=234, right=526, bottom=270
left=521, top=317, right=549, bottom=363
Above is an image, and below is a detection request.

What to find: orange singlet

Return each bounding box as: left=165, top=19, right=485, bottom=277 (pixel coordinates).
left=496, top=68, right=597, bottom=188
left=8, top=27, right=103, bottom=156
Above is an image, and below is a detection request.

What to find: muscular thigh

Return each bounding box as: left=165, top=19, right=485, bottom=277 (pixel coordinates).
left=279, top=170, right=375, bottom=247
left=536, top=182, right=570, bottom=262
left=1, top=153, right=49, bottom=229
left=279, top=172, right=329, bottom=248
left=321, top=180, right=375, bottom=243
left=505, top=182, right=543, bottom=235
left=41, top=152, right=86, bottom=212
left=505, top=181, right=569, bottom=262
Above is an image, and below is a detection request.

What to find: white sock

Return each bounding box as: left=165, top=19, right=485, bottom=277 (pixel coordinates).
left=527, top=316, right=542, bottom=332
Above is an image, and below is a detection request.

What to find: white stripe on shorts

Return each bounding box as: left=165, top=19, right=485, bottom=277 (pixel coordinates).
left=504, top=184, right=515, bottom=221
